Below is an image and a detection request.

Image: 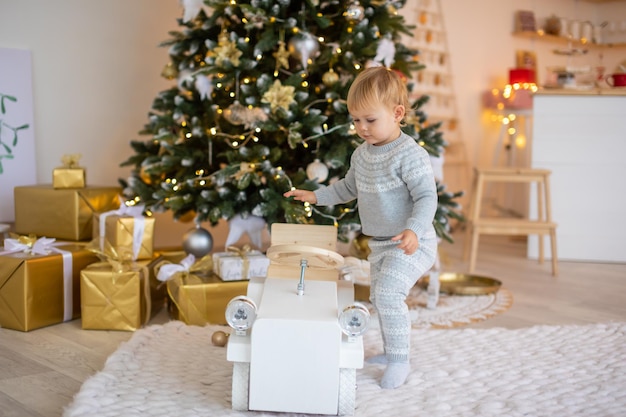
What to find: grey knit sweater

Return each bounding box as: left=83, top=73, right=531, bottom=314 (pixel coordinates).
left=314, top=132, right=437, bottom=239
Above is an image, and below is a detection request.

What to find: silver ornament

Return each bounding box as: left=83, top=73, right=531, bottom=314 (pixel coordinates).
left=182, top=226, right=214, bottom=257
left=345, top=1, right=365, bottom=22
left=288, top=32, right=320, bottom=70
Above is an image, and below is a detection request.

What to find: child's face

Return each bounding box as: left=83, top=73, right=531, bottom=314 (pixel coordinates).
left=350, top=103, right=404, bottom=146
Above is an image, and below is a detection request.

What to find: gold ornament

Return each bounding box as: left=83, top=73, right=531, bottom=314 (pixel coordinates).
left=322, top=69, right=339, bottom=86
left=223, top=101, right=247, bottom=125
left=261, top=80, right=296, bottom=113
left=161, top=62, right=178, bottom=80
left=214, top=31, right=242, bottom=67
left=349, top=233, right=371, bottom=260
left=139, top=166, right=153, bottom=184
left=211, top=330, right=229, bottom=347
left=273, top=41, right=290, bottom=72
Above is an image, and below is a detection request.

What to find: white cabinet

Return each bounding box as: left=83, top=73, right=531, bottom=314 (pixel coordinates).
left=529, top=90, right=626, bottom=262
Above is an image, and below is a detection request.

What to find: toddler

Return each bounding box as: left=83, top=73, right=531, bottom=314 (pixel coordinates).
left=284, top=66, right=438, bottom=389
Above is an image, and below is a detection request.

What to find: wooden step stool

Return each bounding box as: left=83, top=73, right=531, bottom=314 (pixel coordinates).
left=463, top=167, right=558, bottom=276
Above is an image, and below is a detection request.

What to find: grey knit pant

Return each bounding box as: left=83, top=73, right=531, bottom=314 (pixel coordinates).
left=368, top=234, right=437, bottom=363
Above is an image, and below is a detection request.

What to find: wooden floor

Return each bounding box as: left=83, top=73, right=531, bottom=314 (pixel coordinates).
left=1, top=233, right=625, bottom=416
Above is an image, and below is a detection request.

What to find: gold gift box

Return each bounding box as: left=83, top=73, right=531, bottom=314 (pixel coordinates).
left=53, top=167, right=86, bottom=189
left=80, top=258, right=162, bottom=331
left=14, top=185, right=121, bottom=241
left=93, top=213, right=155, bottom=260
left=0, top=244, right=99, bottom=332
left=168, top=272, right=248, bottom=326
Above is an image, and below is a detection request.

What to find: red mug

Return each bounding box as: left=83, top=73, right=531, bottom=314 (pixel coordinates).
left=606, top=73, right=626, bottom=87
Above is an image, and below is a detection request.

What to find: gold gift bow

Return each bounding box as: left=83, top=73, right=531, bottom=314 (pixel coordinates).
left=1, top=234, right=76, bottom=321
left=86, top=239, right=151, bottom=325
left=98, top=196, right=147, bottom=260
left=61, top=153, right=82, bottom=168
left=225, top=244, right=252, bottom=279
left=155, top=253, right=213, bottom=324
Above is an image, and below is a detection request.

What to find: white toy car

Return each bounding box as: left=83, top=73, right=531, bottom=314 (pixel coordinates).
left=225, top=224, right=370, bottom=415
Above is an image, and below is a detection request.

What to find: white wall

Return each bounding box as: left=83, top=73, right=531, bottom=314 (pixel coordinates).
left=1, top=0, right=625, bottom=249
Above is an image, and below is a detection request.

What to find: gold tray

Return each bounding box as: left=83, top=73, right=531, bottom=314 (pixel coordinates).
left=418, top=272, right=502, bottom=295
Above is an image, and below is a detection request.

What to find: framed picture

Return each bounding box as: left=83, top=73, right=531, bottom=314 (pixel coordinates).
left=516, top=50, right=537, bottom=71
left=515, top=10, right=536, bottom=33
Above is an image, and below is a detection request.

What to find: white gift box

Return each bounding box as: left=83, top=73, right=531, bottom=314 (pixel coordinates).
left=212, top=249, right=269, bottom=281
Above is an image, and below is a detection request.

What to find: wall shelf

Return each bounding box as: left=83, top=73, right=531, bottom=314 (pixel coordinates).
left=513, top=30, right=626, bottom=48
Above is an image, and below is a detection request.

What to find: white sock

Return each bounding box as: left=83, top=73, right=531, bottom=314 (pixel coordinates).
left=380, top=362, right=410, bottom=389
left=366, top=354, right=387, bottom=364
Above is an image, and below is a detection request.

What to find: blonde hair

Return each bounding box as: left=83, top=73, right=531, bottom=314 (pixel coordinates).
left=346, top=66, right=410, bottom=114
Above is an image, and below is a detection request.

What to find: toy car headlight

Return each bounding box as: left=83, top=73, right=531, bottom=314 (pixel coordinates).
left=339, top=302, right=370, bottom=340
left=225, top=296, right=257, bottom=335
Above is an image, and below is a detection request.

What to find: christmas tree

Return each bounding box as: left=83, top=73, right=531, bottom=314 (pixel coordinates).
left=120, top=0, right=463, bottom=244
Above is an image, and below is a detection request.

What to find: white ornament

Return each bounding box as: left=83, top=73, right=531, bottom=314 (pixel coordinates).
left=306, top=159, right=329, bottom=183
left=374, top=37, right=396, bottom=68
left=225, top=214, right=267, bottom=249
left=181, top=0, right=209, bottom=22
left=195, top=75, right=213, bottom=100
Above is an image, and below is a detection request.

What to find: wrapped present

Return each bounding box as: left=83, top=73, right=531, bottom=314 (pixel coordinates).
left=0, top=236, right=99, bottom=332
left=93, top=197, right=154, bottom=260
left=53, top=154, right=86, bottom=189
left=14, top=185, right=121, bottom=241
left=158, top=254, right=248, bottom=326
left=80, top=239, right=162, bottom=332
left=212, top=246, right=270, bottom=281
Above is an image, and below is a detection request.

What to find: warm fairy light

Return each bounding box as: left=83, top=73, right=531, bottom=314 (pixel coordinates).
left=181, top=121, right=187, bottom=127
left=210, top=127, right=217, bottom=135
left=502, top=117, right=510, bottom=125
left=172, top=185, right=180, bottom=191
left=302, top=142, right=309, bottom=148
left=243, top=77, right=250, bottom=84
left=336, top=47, right=342, bottom=54
left=256, top=54, right=263, bottom=60
left=244, top=37, right=250, bottom=43
left=508, top=127, right=516, bottom=135
left=199, top=180, right=206, bottom=186
left=230, top=92, right=235, bottom=98
left=196, top=169, right=204, bottom=175
left=252, top=136, right=259, bottom=142
left=232, top=141, right=239, bottom=146
left=186, top=132, right=192, bottom=138
left=216, top=82, right=223, bottom=88
left=508, top=114, right=516, bottom=121
left=318, top=36, right=324, bottom=43
left=354, top=63, right=361, bottom=70
left=516, top=134, right=527, bottom=148
left=302, top=81, right=308, bottom=87
left=323, top=123, right=328, bottom=131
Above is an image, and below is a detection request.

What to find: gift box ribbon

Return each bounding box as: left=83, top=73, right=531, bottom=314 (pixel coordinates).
left=225, top=244, right=252, bottom=278
left=156, top=253, right=214, bottom=325
left=87, top=239, right=151, bottom=325
left=61, top=153, right=82, bottom=168
left=1, top=235, right=75, bottom=322
left=98, top=196, right=146, bottom=260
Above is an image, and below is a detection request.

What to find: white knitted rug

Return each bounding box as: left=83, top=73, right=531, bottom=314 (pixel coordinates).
left=64, top=321, right=626, bottom=417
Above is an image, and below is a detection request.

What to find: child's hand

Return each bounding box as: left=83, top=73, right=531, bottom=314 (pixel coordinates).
left=283, top=189, right=317, bottom=204
left=391, top=229, right=419, bottom=255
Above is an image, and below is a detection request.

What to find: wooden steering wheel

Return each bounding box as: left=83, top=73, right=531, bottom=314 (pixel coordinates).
left=265, top=244, right=344, bottom=270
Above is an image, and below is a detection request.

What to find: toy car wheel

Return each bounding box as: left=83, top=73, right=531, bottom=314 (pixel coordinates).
left=337, top=368, right=356, bottom=415
left=231, top=362, right=250, bottom=411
